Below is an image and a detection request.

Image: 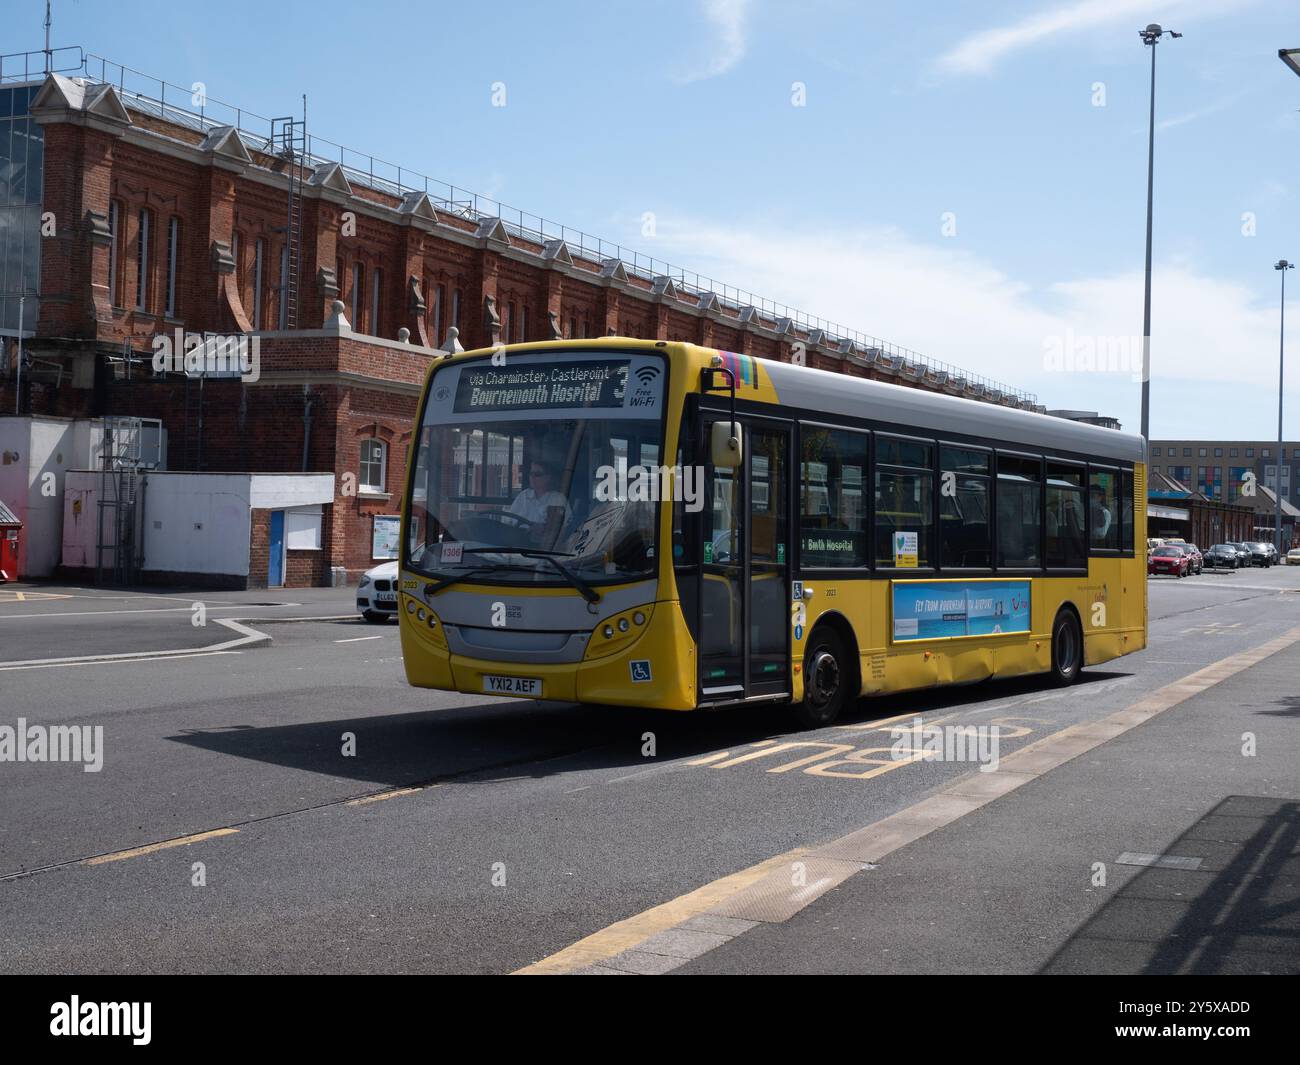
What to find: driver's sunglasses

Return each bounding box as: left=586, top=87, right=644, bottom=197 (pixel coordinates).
left=529, top=469, right=546, bottom=479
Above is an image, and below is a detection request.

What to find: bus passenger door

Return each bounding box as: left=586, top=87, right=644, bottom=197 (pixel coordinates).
left=699, top=416, right=790, bottom=702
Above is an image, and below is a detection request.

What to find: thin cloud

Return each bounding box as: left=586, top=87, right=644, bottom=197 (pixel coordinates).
left=1156, top=89, right=1248, bottom=131
left=933, top=0, right=1241, bottom=78
left=672, top=0, right=753, bottom=84
left=645, top=216, right=1297, bottom=435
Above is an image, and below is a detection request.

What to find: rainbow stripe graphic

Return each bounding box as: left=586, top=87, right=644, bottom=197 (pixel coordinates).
left=715, top=350, right=760, bottom=389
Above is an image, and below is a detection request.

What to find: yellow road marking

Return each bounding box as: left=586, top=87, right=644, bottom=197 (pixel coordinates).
left=685, top=751, right=731, bottom=766
left=0, top=591, right=72, bottom=602
left=346, top=785, right=433, bottom=806
left=513, top=848, right=809, bottom=975
left=522, top=624, right=1300, bottom=974
left=83, top=828, right=239, bottom=866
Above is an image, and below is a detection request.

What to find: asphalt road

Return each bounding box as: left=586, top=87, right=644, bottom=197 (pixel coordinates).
left=0, top=566, right=1297, bottom=974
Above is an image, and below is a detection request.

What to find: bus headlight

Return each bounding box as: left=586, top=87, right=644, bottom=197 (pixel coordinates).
left=618, top=618, right=630, bottom=633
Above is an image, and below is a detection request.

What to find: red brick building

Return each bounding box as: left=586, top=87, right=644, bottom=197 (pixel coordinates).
left=0, top=54, right=1043, bottom=585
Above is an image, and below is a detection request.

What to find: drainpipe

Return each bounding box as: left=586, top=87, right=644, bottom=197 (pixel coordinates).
left=301, top=386, right=314, bottom=472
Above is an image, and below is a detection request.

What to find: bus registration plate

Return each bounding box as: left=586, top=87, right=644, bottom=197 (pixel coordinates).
left=483, top=675, right=542, bottom=697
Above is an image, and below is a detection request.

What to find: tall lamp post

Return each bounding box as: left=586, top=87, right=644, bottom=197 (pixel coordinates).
left=1139, top=24, right=1181, bottom=444
left=1279, top=49, right=1300, bottom=549
left=1275, top=260, right=1292, bottom=552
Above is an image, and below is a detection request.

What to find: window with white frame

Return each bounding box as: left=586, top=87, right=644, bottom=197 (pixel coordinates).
left=360, top=439, right=387, bottom=493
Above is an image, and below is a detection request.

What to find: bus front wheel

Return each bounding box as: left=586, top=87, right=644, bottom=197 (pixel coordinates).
left=1049, top=610, right=1083, bottom=687
left=795, top=627, right=853, bottom=728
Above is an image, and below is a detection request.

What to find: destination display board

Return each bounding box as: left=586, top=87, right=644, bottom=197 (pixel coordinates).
left=453, top=360, right=630, bottom=413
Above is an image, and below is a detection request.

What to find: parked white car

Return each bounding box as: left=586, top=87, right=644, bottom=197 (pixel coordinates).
left=356, top=560, right=399, bottom=622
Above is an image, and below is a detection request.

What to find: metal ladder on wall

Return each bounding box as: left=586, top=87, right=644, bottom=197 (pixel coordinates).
left=271, top=107, right=306, bottom=329
left=95, top=417, right=143, bottom=585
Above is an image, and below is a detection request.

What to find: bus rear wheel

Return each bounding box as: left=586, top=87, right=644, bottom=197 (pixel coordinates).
left=795, top=627, right=853, bottom=728
left=1049, top=609, right=1083, bottom=687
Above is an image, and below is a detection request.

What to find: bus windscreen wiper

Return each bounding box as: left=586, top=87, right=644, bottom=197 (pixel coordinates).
left=423, top=566, right=496, bottom=596
left=423, top=562, right=537, bottom=596
left=461, top=546, right=600, bottom=604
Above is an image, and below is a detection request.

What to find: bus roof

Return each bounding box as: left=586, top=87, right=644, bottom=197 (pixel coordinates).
left=441, top=339, right=1144, bottom=465
left=757, top=355, right=1145, bottom=466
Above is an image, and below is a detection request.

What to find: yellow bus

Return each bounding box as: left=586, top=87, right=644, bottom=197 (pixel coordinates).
left=399, top=339, right=1146, bottom=727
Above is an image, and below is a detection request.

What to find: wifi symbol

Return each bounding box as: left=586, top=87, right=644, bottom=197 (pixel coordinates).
left=635, top=365, right=660, bottom=386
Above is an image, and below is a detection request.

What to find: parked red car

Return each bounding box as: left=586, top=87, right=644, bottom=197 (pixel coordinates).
left=1176, top=543, right=1203, bottom=574
left=1149, top=545, right=1191, bottom=577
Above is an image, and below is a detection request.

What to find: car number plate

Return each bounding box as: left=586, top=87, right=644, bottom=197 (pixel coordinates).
left=482, top=675, right=542, bottom=697
left=375, top=591, right=396, bottom=602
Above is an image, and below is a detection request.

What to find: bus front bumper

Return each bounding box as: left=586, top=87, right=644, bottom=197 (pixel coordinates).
left=400, top=599, right=698, bottom=710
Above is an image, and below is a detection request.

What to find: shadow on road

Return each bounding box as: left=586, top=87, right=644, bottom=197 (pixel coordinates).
left=1040, top=795, right=1300, bottom=975
left=166, top=668, right=1130, bottom=790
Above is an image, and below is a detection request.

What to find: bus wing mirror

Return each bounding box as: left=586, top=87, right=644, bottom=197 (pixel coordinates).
left=711, top=420, right=743, bottom=469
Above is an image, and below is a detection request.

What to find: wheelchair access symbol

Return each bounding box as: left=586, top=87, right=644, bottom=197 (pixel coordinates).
left=630, top=660, right=653, bottom=683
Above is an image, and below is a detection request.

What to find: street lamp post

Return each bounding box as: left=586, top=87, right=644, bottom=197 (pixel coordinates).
left=1139, top=24, right=1181, bottom=445
left=1275, top=260, right=1292, bottom=552
left=1279, top=49, right=1300, bottom=549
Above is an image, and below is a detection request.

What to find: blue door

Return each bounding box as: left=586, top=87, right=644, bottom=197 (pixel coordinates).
left=268, top=510, right=285, bottom=587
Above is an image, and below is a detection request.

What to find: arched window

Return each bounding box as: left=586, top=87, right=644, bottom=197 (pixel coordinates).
left=252, top=238, right=264, bottom=329
left=432, top=283, right=445, bottom=342
left=370, top=267, right=382, bottom=336
left=108, top=200, right=122, bottom=307
left=165, top=216, right=181, bottom=318
left=135, top=208, right=152, bottom=311
left=350, top=262, right=364, bottom=329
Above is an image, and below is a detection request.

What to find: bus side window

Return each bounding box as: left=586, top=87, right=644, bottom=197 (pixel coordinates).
left=875, top=435, right=934, bottom=568
left=1119, top=468, right=1134, bottom=552
left=996, top=454, right=1042, bottom=569
left=800, top=426, right=868, bottom=568
left=1088, top=467, right=1120, bottom=551
left=940, top=446, right=990, bottom=568
left=1046, top=461, right=1085, bottom=568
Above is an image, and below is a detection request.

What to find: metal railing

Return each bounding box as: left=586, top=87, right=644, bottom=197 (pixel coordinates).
left=0, top=46, right=1038, bottom=404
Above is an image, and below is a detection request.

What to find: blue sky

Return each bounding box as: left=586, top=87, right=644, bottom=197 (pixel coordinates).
left=20, top=0, right=1300, bottom=437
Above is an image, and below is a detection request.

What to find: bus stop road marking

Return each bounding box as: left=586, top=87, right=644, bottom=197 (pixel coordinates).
left=516, top=624, right=1300, bottom=975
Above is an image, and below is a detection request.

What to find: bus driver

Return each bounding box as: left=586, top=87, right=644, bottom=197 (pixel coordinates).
left=508, top=460, right=572, bottom=547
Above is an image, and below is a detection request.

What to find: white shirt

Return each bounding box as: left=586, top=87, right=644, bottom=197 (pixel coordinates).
left=508, top=489, right=572, bottom=526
